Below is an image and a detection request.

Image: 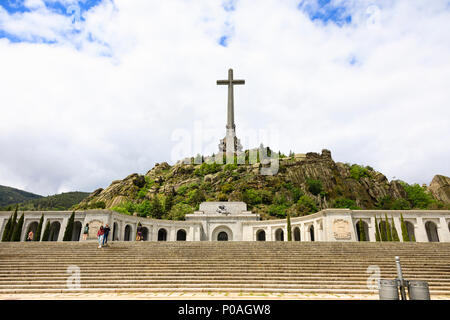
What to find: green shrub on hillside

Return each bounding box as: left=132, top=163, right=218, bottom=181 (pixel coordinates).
left=166, top=203, right=193, bottom=220
left=332, top=197, right=361, bottom=210
left=401, top=183, right=434, bottom=209
left=349, top=164, right=371, bottom=180
left=296, top=195, right=317, bottom=215
left=306, top=179, right=323, bottom=196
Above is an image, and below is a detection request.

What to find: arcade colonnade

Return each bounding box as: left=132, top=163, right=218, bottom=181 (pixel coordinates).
left=0, top=209, right=449, bottom=243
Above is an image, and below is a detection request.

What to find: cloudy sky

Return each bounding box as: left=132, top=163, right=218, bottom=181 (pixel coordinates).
left=0, top=0, right=449, bottom=196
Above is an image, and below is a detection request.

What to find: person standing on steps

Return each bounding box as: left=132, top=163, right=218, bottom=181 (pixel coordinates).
left=83, top=223, right=89, bottom=241
left=97, top=226, right=104, bottom=249
left=27, top=230, right=34, bottom=241
left=103, top=224, right=111, bottom=246
left=136, top=223, right=142, bottom=241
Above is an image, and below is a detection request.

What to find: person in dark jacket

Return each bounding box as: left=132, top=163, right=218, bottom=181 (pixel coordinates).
left=103, top=224, right=111, bottom=246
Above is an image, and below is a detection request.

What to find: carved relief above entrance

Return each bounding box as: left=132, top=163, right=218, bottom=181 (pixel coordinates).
left=332, top=219, right=352, bottom=240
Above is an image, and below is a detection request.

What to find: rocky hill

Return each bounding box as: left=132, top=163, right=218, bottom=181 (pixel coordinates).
left=75, top=149, right=450, bottom=220
left=0, top=191, right=90, bottom=211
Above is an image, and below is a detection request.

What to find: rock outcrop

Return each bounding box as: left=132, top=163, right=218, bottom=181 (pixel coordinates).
left=75, top=149, right=449, bottom=216
left=428, top=175, right=450, bottom=203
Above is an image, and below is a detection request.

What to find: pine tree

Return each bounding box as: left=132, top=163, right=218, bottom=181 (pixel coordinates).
left=391, top=216, right=400, bottom=241
left=34, top=214, right=44, bottom=241
left=287, top=211, right=292, bottom=241
left=385, top=214, right=392, bottom=241
left=359, top=218, right=366, bottom=241
left=151, top=196, right=163, bottom=219
left=400, top=213, right=409, bottom=242
left=63, top=211, right=75, bottom=241
left=375, top=216, right=381, bottom=242
left=11, top=213, right=24, bottom=241
left=8, top=206, right=18, bottom=241
left=42, top=220, right=51, bottom=242
left=1, top=214, right=12, bottom=242
left=164, top=192, right=174, bottom=213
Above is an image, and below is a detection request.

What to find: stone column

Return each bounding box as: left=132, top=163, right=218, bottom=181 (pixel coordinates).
left=58, top=217, right=69, bottom=242
left=415, top=217, right=428, bottom=242
left=0, top=217, right=6, bottom=240
left=369, top=217, right=376, bottom=242
left=438, top=217, right=450, bottom=242
left=393, top=216, right=403, bottom=242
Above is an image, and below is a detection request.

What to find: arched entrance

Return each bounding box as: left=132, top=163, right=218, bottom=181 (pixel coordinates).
left=124, top=225, right=132, bottom=241
left=212, top=226, right=233, bottom=242
left=217, top=232, right=228, bottom=241
left=177, top=229, right=186, bottom=241
left=49, top=221, right=61, bottom=241
left=405, top=221, right=415, bottom=241
left=72, top=221, right=82, bottom=241
left=158, top=228, right=167, bottom=241
left=142, top=227, right=149, bottom=241
left=26, top=222, right=39, bottom=241
left=356, top=221, right=369, bottom=241
left=293, top=227, right=301, bottom=241
left=256, top=229, right=266, bottom=241
left=425, top=221, right=439, bottom=242
left=112, top=222, right=118, bottom=241
left=309, top=225, right=315, bottom=241
left=275, top=228, right=284, bottom=241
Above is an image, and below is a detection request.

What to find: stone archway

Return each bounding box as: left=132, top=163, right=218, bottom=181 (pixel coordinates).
left=356, top=220, right=369, bottom=241
left=26, top=221, right=39, bottom=241
left=72, top=221, right=82, bottom=241
left=425, top=221, right=439, bottom=242
left=124, top=225, right=132, bottom=241
left=177, top=229, right=186, bottom=241
left=275, top=228, right=284, bottom=241
left=256, top=229, right=266, bottom=241
left=142, top=227, right=149, bottom=241
left=217, top=232, right=228, bottom=241
left=112, top=222, right=118, bottom=241
left=158, top=228, right=167, bottom=241
left=309, top=225, right=315, bottom=241
left=212, top=226, right=233, bottom=241
left=405, top=221, right=415, bottom=241
left=49, top=221, right=61, bottom=241
left=293, top=227, right=301, bottom=241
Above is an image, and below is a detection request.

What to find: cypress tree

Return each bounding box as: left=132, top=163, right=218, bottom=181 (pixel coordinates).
left=1, top=214, right=12, bottom=242
left=42, top=220, right=51, bottom=241
left=286, top=211, right=292, bottom=241
left=379, top=218, right=387, bottom=241
left=359, top=218, right=366, bottom=241
left=385, top=214, right=392, bottom=241
left=11, top=213, right=24, bottom=241
left=63, top=211, right=75, bottom=241
left=400, top=213, right=409, bottom=242
left=391, top=216, right=400, bottom=241
left=8, top=207, right=18, bottom=241
left=375, top=216, right=381, bottom=242
left=34, top=214, right=44, bottom=241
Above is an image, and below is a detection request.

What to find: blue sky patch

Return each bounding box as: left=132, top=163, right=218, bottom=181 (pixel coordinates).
left=218, top=35, right=228, bottom=47
left=222, top=0, right=236, bottom=12
left=298, top=0, right=352, bottom=27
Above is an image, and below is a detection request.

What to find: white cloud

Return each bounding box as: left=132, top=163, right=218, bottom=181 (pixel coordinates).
left=0, top=0, right=449, bottom=196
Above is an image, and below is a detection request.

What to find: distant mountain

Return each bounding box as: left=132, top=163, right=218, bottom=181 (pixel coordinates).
left=0, top=185, right=42, bottom=207
left=0, top=188, right=90, bottom=211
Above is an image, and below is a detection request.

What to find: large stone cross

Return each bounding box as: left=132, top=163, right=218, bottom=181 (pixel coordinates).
left=217, top=68, right=245, bottom=130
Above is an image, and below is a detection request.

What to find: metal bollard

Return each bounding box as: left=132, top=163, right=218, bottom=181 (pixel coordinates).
left=408, top=280, right=431, bottom=300
left=378, top=279, right=399, bottom=300
left=395, top=256, right=407, bottom=300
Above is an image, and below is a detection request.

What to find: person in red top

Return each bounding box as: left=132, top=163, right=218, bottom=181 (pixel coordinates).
left=97, top=226, right=105, bottom=248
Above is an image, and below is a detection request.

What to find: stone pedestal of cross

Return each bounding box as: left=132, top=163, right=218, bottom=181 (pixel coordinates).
left=217, top=68, right=244, bottom=160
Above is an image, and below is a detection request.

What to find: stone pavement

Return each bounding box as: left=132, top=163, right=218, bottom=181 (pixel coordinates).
left=1, top=291, right=449, bottom=300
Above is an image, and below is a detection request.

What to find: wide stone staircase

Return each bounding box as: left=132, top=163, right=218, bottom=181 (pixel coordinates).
left=0, top=241, right=449, bottom=296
